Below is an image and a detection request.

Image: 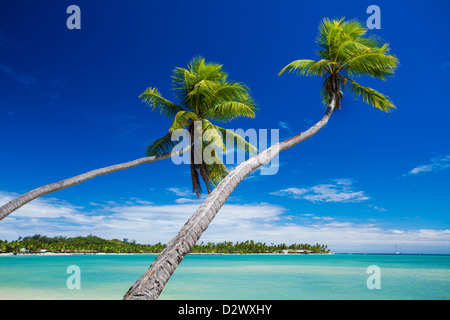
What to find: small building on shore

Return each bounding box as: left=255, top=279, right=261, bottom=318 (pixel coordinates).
left=282, top=249, right=315, bottom=254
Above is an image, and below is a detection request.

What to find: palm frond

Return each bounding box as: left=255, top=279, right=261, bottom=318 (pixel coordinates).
left=187, top=56, right=227, bottom=82
left=316, top=17, right=346, bottom=59
left=172, top=67, right=196, bottom=111
left=169, top=110, right=200, bottom=132
left=209, top=81, right=250, bottom=104
left=146, top=133, right=178, bottom=156
left=348, top=80, right=395, bottom=112
left=197, top=62, right=227, bottom=82
left=279, top=59, right=319, bottom=76
left=140, top=87, right=183, bottom=118
left=341, top=19, right=367, bottom=38
left=188, top=56, right=206, bottom=77
left=333, top=40, right=371, bottom=63
left=345, top=47, right=399, bottom=80
left=214, top=125, right=258, bottom=155
left=202, top=119, right=226, bottom=151
left=205, top=160, right=229, bottom=187
left=310, top=59, right=337, bottom=76
left=199, top=140, right=229, bottom=187
left=187, top=79, right=219, bottom=114
left=205, top=100, right=257, bottom=122
left=356, top=34, right=384, bottom=49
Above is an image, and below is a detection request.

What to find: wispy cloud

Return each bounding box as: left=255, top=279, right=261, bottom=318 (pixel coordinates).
left=0, top=59, right=66, bottom=104
left=278, top=118, right=315, bottom=136
left=167, top=187, right=194, bottom=197
left=1, top=191, right=449, bottom=253
left=0, top=191, right=282, bottom=244
left=271, top=178, right=370, bottom=203
left=297, top=213, right=334, bottom=221
left=404, top=155, right=450, bottom=176
left=278, top=121, right=293, bottom=135
left=0, top=64, right=36, bottom=86
left=166, top=187, right=207, bottom=204
left=368, top=204, right=387, bottom=212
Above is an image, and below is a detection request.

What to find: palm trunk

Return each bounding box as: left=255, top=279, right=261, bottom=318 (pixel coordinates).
left=0, top=145, right=190, bottom=221
left=188, top=123, right=202, bottom=198
left=123, top=99, right=336, bottom=300
left=198, top=163, right=212, bottom=194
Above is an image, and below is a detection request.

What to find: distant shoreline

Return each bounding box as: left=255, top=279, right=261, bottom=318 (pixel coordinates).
left=0, top=252, right=333, bottom=257
left=0, top=235, right=331, bottom=255
left=1, top=252, right=448, bottom=257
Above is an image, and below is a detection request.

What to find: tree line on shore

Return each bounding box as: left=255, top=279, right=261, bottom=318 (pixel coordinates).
left=0, top=234, right=330, bottom=254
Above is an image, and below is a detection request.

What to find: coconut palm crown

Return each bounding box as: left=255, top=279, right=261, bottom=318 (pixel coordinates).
left=279, top=17, right=399, bottom=112
left=140, top=56, right=257, bottom=197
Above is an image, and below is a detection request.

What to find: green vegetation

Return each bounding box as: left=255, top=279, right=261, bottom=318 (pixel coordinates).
left=0, top=235, right=330, bottom=254
left=142, top=56, right=258, bottom=197
left=279, top=17, right=399, bottom=112
left=191, top=240, right=329, bottom=254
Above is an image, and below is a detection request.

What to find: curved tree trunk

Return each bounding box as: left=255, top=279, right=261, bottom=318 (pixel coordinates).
left=123, top=99, right=336, bottom=300
left=0, top=146, right=190, bottom=221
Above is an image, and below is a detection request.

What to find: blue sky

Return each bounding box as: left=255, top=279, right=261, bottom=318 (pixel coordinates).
left=0, top=0, right=449, bottom=253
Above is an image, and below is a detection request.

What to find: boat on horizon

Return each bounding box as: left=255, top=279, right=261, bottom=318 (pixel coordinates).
left=394, top=244, right=402, bottom=255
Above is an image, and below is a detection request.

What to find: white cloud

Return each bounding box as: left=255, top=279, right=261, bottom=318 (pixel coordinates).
left=0, top=191, right=81, bottom=219
left=368, top=204, right=387, bottom=212
left=271, top=178, right=370, bottom=203
left=166, top=187, right=193, bottom=197
left=278, top=121, right=293, bottom=134
left=1, top=190, right=449, bottom=253
left=174, top=197, right=202, bottom=204
left=312, top=216, right=334, bottom=220
left=404, top=155, right=450, bottom=176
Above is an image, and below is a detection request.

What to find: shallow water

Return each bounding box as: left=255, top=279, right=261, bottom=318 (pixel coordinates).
left=0, top=254, right=448, bottom=300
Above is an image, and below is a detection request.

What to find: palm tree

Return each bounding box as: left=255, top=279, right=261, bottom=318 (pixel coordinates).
left=141, top=56, right=257, bottom=197
left=123, top=17, right=399, bottom=300
left=0, top=56, right=256, bottom=220
left=279, top=17, right=398, bottom=112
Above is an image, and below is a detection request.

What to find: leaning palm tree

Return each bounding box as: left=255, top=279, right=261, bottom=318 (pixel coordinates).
left=123, top=17, right=399, bottom=300
left=0, top=57, right=256, bottom=220
left=279, top=17, right=398, bottom=112
left=140, top=56, right=257, bottom=197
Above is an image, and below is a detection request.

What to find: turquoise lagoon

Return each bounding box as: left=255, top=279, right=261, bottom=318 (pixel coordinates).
left=0, top=254, right=449, bottom=300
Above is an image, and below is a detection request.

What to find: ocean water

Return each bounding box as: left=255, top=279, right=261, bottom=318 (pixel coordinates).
left=0, top=254, right=449, bottom=300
